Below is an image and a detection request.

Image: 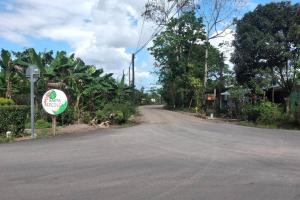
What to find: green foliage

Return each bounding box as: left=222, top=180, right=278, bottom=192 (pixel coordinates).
left=241, top=104, right=261, bottom=122
left=82, top=112, right=93, bottom=124
left=57, top=107, right=75, bottom=126
left=0, top=105, right=29, bottom=136
left=232, top=2, right=300, bottom=94
left=0, top=136, right=12, bottom=143
left=294, top=106, right=300, bottom=125
left=258, top=102, right=283, bottom=124
left=28, top=119, right=52, bottom=129
left=1, top=47, right=135, bottom=127
left=36, top=119, right=51, bottom=129
left=149, top=11, right=209, bottom=109
left=0, top=97, right=15, bottom=106
left=96, top=102, right=135, bottom=124
left=96, top=110, right=107, bottom=122
left=242, top=101, right=283, bottom=124
left=114, top=111, right=125, bottom=124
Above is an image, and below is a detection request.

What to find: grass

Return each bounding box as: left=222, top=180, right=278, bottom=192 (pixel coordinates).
left=239, top=121, right=277, bottom=129
left=0, top=136, right=14, bottom=143
left=26, top=119, right=52, bottom=129
left=239, top=120, right=300, bottom=130
left=36, top=128, right=51, bottom=139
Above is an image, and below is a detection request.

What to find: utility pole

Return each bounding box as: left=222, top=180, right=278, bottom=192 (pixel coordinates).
left=129, top=66, right=131, bottom=86
left=132, top=53, right=135, bottom=103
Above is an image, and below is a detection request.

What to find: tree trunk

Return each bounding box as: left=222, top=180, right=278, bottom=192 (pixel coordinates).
left=204, top=47, right=208, bottom=89
left=75, top=95, right=81, bottom=124
left=5, top=73, right=12, bottom=99
left=203, top=39, right=209, bottom=108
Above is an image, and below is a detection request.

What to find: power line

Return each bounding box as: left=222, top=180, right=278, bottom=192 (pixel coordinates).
left=135, top=14, right=146, bottom=52
left=134, top=1, right=177, bottom=55
left=125, top=0, right=189, bottom=91
left=134, top=0, right=188, bottom=55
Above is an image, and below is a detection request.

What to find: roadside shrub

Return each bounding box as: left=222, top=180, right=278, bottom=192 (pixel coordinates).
left=96, top=110, right=107, bottom=122
left=0, top=136, right=11, bottom=143
left=96, top=102, right=135, bottom=124
left=0, top=105, right=29, bottom=136
left=294, top=106, right=300, bottom=125
left=241, top=101, right=283, bottom=124
left=26, top=119, right=52, bottom=129
left=257, top=101, right=282, bottom=124
left=0, top=98, right=15, bottom=106
left=114, top=111, right=125, bottom=124
left=82, top=112, right=93, bottom=124
left=57, top=107, right=75, bottom=126
left=241, top=104, right=260, bottom=122
left=36, top=119, right=52, bottom=129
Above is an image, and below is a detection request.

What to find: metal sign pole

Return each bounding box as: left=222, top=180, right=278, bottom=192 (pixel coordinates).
left=26, top=65, right=40, bottom=139
left=30, top=68, right=35, bottom=138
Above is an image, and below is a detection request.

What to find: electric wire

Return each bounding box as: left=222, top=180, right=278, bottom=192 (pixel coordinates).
left=134, top=0, right=188, bottom=55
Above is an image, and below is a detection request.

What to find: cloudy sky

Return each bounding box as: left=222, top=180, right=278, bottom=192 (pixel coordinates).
left=0, top=0, right=298, bottom=90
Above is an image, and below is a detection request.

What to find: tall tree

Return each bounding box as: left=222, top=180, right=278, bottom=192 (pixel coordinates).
left=194, top=0, right=245, bottom=91
left=232, top=1, right=300, bottom=94
left=149, top=11, right=207, bottom=108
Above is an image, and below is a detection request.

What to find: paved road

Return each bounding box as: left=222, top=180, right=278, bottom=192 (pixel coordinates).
left=1, top=106, right=300, bottom=200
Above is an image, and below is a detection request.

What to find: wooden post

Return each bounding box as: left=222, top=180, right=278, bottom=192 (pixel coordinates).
left=132, top=53, right=135, bottom=103
left=52, top=116, right=56, bottom=136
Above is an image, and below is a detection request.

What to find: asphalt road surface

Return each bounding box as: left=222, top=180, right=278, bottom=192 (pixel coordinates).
left=1, top=105, right=300, bottom=200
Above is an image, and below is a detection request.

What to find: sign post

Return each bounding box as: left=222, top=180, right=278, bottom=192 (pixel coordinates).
left=26, top=65, right=40, bottom=139
left=52, top=116, right=57, bottom=136
left=42, top=89, right=68, bottom=136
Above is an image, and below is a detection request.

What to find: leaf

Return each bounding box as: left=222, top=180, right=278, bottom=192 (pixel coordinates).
left=49, top=90, right=57, bottom=100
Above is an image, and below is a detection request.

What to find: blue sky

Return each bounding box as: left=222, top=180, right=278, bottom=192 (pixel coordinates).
left=0, top=0, right=299, bottom=91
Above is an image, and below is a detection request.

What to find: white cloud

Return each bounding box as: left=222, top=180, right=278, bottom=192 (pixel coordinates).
left=210, top=29, right=235, bottom=68
left=0, top=0, right=155, bottom=77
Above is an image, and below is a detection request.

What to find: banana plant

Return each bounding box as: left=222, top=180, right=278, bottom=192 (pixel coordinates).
left=0, top=49, right=24, bottom=99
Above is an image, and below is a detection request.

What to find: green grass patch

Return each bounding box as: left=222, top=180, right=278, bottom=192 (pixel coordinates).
left=238, top=120, right=298, bottom=130
left=26, top=119, right=52, bottom=129
left=0, top=136, right=14, bottom=143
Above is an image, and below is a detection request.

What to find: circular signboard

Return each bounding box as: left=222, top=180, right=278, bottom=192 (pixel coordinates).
left=42, top=89, right=68, bottom=115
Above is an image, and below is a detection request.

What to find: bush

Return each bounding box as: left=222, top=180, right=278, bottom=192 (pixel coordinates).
left=96, top=102, right=135, bottom=124
left=82, top=112, right=93, bottom=124
left=26, top=119, right=52, bottom=129
left=242, top=104, right=260, bottom=122
left=294, top=106, right=300, bottom=125
left=114, top=111, right=125, bottom=124
left=0, top=98, right=15, bottom=106
left=258, top=101, right=283, bottom=124
left=96, top=110, right=107, bottom=122
left=0, top=105, right=29, bottom=136
left=241, top=101, right=283, bottom=124
left=57, top=107, right=75, bottom=126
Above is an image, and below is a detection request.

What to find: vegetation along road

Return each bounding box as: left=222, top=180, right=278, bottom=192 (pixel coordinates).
left=0, top=105, right=300, bottom=200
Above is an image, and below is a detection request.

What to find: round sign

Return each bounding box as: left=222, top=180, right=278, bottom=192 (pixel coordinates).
left=42, top=89, right=68, bottom=115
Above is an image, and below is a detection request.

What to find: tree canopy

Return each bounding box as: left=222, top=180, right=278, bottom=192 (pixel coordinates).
left=232, top=1, right=300, bottom=94
left=149, top=11, right=226, bottom=109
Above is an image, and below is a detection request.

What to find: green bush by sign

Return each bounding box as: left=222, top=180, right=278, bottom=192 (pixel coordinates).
left=0, top=105, right=29, bottom=136
left=0, top=98, right=15, bottom=106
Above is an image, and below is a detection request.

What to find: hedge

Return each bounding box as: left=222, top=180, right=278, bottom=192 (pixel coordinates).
left=0, top=98, right=15, bottom=106
left=241, top=101, right=283, bottom=124
left=0, top=105, right=30, bottom=136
